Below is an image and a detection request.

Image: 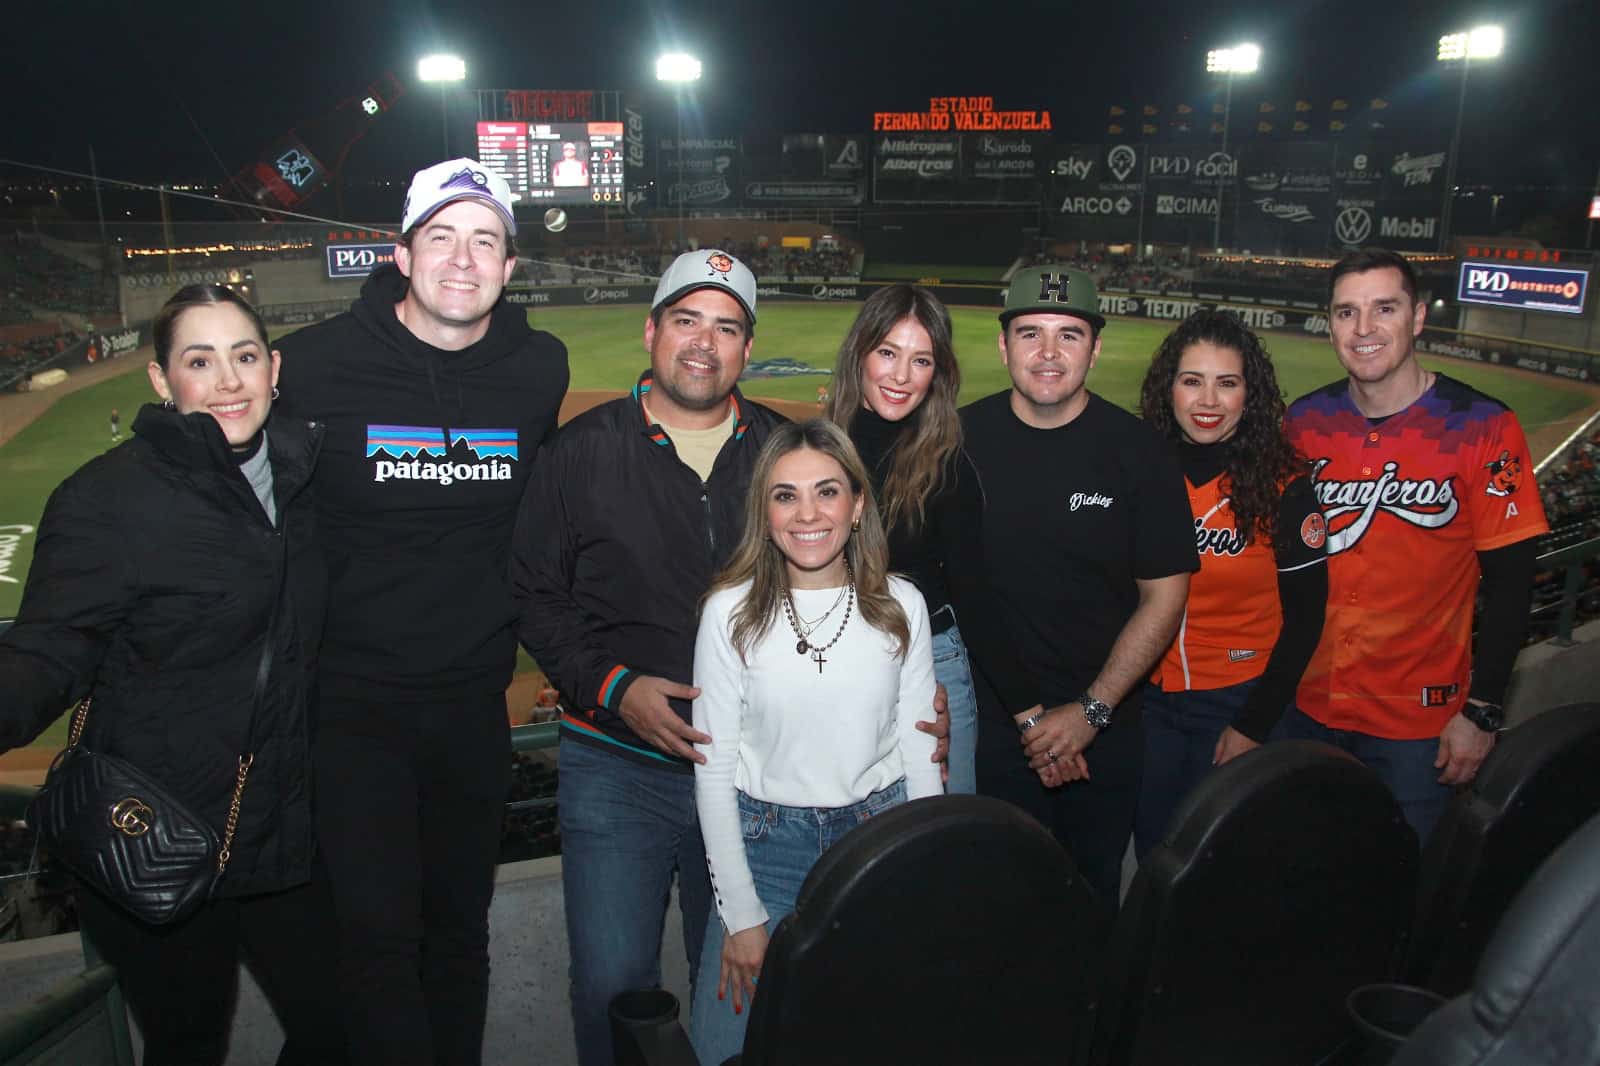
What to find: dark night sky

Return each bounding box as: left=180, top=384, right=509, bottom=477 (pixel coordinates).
left=4, top=0, right=1595, bottom=194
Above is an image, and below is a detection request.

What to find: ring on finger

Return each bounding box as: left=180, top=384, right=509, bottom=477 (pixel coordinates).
left=1047, top=749, right=1059, bottom=762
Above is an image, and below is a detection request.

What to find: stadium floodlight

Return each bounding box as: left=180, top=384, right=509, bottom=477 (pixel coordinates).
left=418, top=54, right=467, bottom=157
left=1438, top=26, right=1503, bottom=62
left=1435, top=26, right=1504, bottom=251
left=655, top=53, right=703, bottom=83
left=1206, top=43, right=1260, bottom=74
left=656, top=52, right=703, bottom=245
left=417, top=54, right=467, bottom=83
left=1205, top=43, right=1260, bottom=251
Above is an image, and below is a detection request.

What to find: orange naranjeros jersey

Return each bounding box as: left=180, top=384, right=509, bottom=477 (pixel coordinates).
left=1157, top=479, right=1273, bottom=691
left=1285, top=375, right=1549, bottom=739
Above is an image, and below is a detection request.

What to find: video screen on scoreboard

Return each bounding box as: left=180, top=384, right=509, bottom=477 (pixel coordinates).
left=476, top=121, right=626, bottom=206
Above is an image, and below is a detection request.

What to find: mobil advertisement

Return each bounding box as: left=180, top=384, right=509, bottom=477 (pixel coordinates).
left=1457, top=262, right=1589, bottom=316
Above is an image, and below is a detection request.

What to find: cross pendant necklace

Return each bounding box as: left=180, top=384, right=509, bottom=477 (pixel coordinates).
left=781, top=564, right=855, bottom=676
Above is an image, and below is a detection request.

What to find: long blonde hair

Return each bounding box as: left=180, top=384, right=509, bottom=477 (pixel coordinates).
left=824, top=284, right=963, bottom=534
left=710, top=419, right=909, bottom=661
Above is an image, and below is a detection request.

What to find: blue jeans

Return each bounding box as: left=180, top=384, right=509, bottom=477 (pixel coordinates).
left=558, top=739, right=712, bottom=1066
left=1272, top=706, right=1451, bottom=845
left=931, top=609, right=980, bottom=795
left=690, top=780, right=908, bottom=1066
left=1134, top=679, right=1257, bottom=859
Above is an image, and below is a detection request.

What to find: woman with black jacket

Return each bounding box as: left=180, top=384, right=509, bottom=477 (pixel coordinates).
left=0, top=285, right=346, bottom=1065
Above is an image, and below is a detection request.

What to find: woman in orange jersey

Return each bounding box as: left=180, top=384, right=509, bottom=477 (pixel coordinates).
left=1133, top=309, right=1328, bottom=858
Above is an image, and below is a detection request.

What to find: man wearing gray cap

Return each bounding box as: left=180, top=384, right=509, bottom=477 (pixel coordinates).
left=510, top=249, right=785, bottom=1065
left=276, top=157, right=569, bottom=1064
left=958, top=264, right=1196, bottom=909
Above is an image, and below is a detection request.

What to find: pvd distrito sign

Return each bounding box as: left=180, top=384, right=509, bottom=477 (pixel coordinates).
left=1457, top=261, right=1590, bottom=316
left=326, top=243, right=396, bottom=279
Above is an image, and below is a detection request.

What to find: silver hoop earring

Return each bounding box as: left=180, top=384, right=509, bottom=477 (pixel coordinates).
left=271, top=386, right=280, bottom=401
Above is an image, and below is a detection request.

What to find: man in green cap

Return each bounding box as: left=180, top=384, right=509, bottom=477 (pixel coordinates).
left=956, top=263, right=1197, bottom=908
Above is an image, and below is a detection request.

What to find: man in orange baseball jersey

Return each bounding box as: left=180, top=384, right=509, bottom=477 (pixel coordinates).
left=1282, top=248, right=1547, bottom=841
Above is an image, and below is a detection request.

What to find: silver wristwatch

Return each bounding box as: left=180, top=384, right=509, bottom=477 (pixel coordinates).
left=1078, top=694, right=1114, bottom=729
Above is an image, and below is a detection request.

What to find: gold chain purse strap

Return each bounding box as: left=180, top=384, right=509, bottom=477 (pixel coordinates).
left=217, top=754, right=254, bottom=873
left=61, top=696, right=254, bottom=874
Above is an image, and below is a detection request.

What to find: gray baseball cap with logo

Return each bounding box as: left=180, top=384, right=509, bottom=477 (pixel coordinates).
left=1000, top=265, right=1105, bottom=330
left=652, top=249, right=758, bottom=324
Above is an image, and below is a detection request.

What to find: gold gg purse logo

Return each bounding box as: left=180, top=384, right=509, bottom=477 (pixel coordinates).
left=110, top=798, right=154, bottom=837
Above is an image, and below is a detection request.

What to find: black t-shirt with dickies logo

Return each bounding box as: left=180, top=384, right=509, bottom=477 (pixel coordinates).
left=959, top=390, right=1199, bottom=719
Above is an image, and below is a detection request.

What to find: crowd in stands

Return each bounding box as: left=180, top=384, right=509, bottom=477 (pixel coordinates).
left=0, top=235, right=115, bottom=315
left=1019, top=250, right=1190, bottom=293
left=0, top=328, right=83, bottom=388
left=739, top=245, right=859, bottom=278
left=516, top=240, right=862, bottom=285
left=1523, top=432, right=1600, bottom=642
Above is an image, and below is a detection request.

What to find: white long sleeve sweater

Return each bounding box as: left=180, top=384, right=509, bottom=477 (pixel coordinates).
left=692, top=576, right=942, bottom=935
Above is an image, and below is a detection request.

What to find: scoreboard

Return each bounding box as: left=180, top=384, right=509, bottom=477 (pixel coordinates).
left=476, top=121, right=626, bottom=207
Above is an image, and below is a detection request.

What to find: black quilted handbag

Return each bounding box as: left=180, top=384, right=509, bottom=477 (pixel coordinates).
left=27, top=697, right=256, bottom=926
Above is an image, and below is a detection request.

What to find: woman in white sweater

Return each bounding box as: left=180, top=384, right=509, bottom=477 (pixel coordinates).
left=690, top=418, right=941, bottom=1063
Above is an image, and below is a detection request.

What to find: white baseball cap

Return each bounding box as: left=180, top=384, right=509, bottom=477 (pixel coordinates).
left=651, top=249, right=758, bottom=324
left=400, top=158, right=518, bottom=237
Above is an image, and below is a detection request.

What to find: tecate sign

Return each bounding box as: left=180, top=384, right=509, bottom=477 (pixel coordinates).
left=1457, top=261, right=1589, bottom=316
left=327, top=242, right=396, bottom=279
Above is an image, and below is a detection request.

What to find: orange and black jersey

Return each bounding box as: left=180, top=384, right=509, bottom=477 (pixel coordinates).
left=1151, top=442, right=1327, bottom=741
left=1285, top=374, right=1548, bottom=740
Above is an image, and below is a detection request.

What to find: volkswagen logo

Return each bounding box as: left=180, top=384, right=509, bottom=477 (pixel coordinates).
left=110, top=797, right=153, bottom=837
left=1335, top=206, right=1373, bottom=246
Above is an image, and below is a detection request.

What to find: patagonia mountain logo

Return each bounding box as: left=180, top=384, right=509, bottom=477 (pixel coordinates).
left=366, top=425, right=517, bottom=485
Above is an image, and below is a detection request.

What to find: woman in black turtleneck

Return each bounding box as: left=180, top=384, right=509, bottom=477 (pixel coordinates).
left=0, top=285, right=344, bottom=1064
left=1133, top=309, right=1328, bottom=859
left=824, top=284, right=989, bottom=792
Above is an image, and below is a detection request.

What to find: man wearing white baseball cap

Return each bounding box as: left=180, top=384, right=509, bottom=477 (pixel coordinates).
left=276, top=158, right=569, bottom=1064
left=510, top=248, right=782, bottom=1065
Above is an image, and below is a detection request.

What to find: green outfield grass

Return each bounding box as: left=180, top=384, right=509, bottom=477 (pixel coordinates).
left=2, top=302, right=1595, bottom=627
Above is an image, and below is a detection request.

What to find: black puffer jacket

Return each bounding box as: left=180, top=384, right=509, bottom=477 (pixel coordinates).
left=0, top=404, right=325, bottom=898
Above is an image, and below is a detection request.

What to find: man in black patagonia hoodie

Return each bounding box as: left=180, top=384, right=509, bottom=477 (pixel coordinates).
left=274, top=157, right=569, bottom=1066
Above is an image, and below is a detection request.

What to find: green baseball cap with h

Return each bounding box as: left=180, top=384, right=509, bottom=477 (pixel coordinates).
left=1000, top=265, right=1105, bottom=330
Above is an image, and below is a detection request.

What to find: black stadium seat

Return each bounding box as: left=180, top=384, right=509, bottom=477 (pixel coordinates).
left=1087, top=741, right=1418, bottom=1066
left=1404, top=702, right=1600, bottom=997
left=611, top=794, right=1103, bottom=1066
left=1391, top=809, right=1600, bottom=1066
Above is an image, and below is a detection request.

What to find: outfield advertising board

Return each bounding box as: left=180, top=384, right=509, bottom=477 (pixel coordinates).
left=1457, top=262, right=1590, bottom=316
left=326, top=242, right=396, bottom=279
left=1052, top=140, right=1446, bottom=253
left=657, top=136, right=742, bottom=207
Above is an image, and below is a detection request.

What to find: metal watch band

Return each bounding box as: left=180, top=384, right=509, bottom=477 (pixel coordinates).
left=1078, top=694, right=1114, bottom=729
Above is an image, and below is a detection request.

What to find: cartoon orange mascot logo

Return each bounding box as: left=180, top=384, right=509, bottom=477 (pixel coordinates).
left=1484, top=450, right=1522, bottom=498
left=706, top=252, right=734, bottom=276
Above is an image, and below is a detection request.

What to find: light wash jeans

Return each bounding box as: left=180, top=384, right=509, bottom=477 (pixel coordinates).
left=690, top=780, right=908, bottom=1066
left=931, top=607, right=980, bottom=795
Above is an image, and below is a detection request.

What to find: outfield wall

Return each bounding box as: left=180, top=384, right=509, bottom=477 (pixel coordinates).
left=500, top=281, right=1600, bottom=382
